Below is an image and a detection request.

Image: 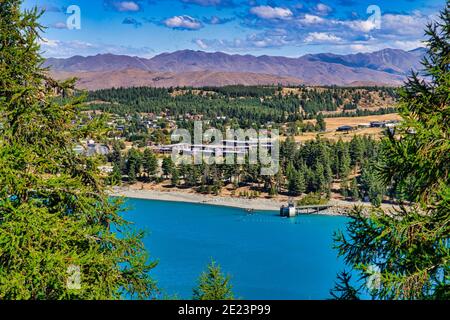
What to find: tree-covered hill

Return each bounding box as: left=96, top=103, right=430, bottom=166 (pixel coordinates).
left=87, top=85, right=398, bottom=126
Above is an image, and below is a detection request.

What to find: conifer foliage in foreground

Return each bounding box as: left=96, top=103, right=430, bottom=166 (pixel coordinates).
left=193, top=261, right=235, bottom=300
left=0, top=0, right=157, bottom=299
left=334, top=2, right=449, bottom=300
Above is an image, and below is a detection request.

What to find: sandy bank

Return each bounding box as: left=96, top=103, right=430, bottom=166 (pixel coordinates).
left=109, top=187, right=357, bottom=216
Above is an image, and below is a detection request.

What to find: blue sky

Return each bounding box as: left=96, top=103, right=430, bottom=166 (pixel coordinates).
left=24, top=0, right=446, bottom=58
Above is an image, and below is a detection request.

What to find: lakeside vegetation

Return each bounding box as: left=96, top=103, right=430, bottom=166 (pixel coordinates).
left=109, top=135, right=391, bottom=207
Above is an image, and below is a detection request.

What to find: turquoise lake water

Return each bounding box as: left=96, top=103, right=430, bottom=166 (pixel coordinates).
left=123, top=198, right=351, bottom=300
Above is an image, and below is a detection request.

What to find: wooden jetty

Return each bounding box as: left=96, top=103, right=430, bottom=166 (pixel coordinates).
left=280, top=203, right=333, bottom=217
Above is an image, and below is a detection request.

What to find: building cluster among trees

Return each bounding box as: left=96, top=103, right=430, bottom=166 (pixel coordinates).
left=107, top=134, right=396, bottom=206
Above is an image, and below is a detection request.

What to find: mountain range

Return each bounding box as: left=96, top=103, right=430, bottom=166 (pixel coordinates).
left=45, top=48, right=427, bottom=90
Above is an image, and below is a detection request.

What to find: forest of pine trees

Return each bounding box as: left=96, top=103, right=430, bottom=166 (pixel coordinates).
left=87, top=85, right=397, bottom=128
left=107, top=135, right=394, bottom=205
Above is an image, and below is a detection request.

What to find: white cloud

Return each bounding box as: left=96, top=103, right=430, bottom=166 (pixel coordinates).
left=299, top=14, right=325, bottom=25
left=111, top=1, right=140, bottom=12
left=344, top=19, right=378, bottom=33
left=338, top=11, right=433, bottom=35
left=195, top=39, right=209, bottom=49
left=209, top=16, right=220, bottom=24
left=245, top=33, right=290, bottom=48
left=346, top=39, right=425, bottom=54
left=39, top=39, right=95, bottom=57
left=52, top=22, right=68, bottom=29
left=392, top=40, right=426, bottom=51
left=38, top=38, right=154, bottom=58
left=163, top=15, right=203, bottom=30
left=198, top=9, right=433, bottom=54
left=203, top=15, right=234, bottom=25
left=250, top=6, right=293, bottom=20
left=382, top=12, right=431, bottom=36
left=305, top=32, right=342, bottom=43
left=38, top=38, right=61, bottom=48
left=197, top=31, right=291, bottom=51
left=315, top=3, right=332, bottom=16
left=348, top=44, right=377, bottom=53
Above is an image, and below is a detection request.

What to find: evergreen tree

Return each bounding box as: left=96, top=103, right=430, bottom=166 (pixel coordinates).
left=178, top=163, right=188, bottom=181
left=360, top=165, right=385, bottom=206
left=349, top=136, right=364, bottom=167
left=128, top=163, right=137, bottom=184
left=314, top=163, right=328, bottom=194
left=281, top=137, right=296, bottom=167
left=348, top=177, right=360, bottom=201
left=337, top=140, right=351, bottom=180
left=162, top=157, right=174, bottom=178
left=268, top=182, right=278, bottom=197
left=126, top=148, right=142, bottom=181
left=0, top=0, right=156, bottom=299
left=109, top=141, right=123, bottom=166
left=171, top=167, right=180, bottom=186
left=330, top=271, right=361, bottom=300
left=288, top=169, right=305, bottom=196
left=315, top=113, right=326, bottom=131
left=340, top=180, right=349, bottom=198
left=193, top=261, right=235, bottom=300
left=185, top=164, right=200, bottom=187
left=285, top=161, right=296, bottom=180
left=334, top=4, right=450, bottom=300
left=142, top=148, right=158, bottom=181
left=108, top=163, right=123, bottom=186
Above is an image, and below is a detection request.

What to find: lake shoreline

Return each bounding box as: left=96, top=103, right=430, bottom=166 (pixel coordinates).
left=109, top=187, right=370, bottom=216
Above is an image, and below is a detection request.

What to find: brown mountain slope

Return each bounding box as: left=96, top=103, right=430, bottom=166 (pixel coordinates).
left=45, top=48, right=425, bottom=87
left=51, top=69, right=304, bottom=90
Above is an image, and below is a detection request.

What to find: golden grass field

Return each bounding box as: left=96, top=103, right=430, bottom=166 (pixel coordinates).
left=291, top=113, right=402, bottom=142
left=310, top=114, right=401, bottom=130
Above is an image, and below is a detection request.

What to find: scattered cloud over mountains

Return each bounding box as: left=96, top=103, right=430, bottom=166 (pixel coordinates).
left=36, top=0, right=441, bottom=58
left=249, top=6, right=293, bottom=20
left=163, top=15, right=203, bottom=30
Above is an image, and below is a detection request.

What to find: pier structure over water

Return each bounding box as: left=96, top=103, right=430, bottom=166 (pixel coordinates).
left=280, top=203, right=334, bottom=217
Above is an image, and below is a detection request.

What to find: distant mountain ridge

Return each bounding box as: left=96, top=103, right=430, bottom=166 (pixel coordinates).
left=51, top=69, right=305, bottom=91
left=45, top=48, right=426, bottom=89
left=303, top=48, right=424, bottom=75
